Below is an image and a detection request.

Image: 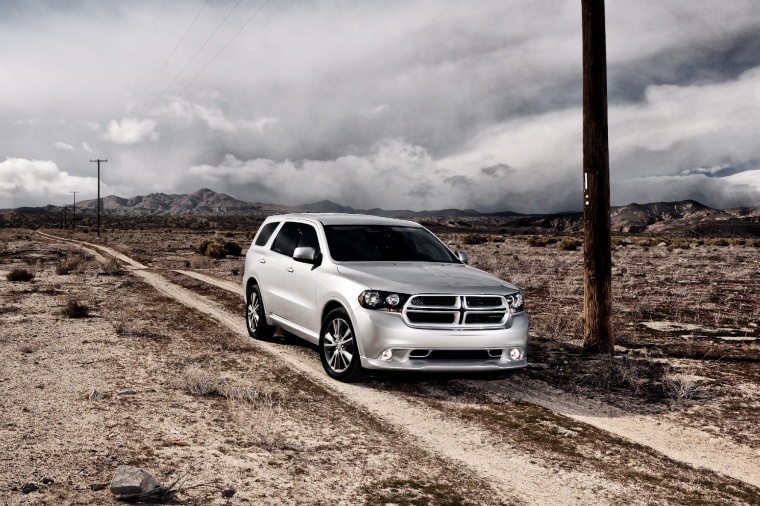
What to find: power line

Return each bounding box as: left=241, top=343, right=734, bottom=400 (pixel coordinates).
left=150, top=0, right=245, bottom=109
left=129, top=0, right=211, bottom=114
left=165, top=0, right=271, bottom=109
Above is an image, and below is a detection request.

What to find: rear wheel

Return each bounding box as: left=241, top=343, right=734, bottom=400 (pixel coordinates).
left=246, top=284, right=275, bottom=340
left=320, top=308, right=367, bottom=383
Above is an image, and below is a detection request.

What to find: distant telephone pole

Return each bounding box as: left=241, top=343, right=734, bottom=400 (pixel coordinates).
left=581, top=0, right=613, bottom=354
left=70, top=191, right=79, bottom=231
left=90, top=159, right=108, bottom=237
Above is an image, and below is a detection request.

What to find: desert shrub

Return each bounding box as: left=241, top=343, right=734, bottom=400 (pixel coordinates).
left=63, top=299, right=89, bottom=318
left=56, top=256, right=83, bottom=275
left=526, top=235, right=558, bottom=247
left=204, top=242, right=227, bottom=259
left=749, top=239, right=760, bottom=248
left=462, top=234, right=489, bottom=245
left=6, top=268, right=35, bottom=282
left=558, top=238, right=581, bottom=251
left=223, top=240, right=242, bottom=256
left=196, top=238, right=212, bottom=255
left=196, top=236, right=243, bottom=258
left=713, top=238, right=730, bottom=247
left=98, top=257, right=123, bottom=275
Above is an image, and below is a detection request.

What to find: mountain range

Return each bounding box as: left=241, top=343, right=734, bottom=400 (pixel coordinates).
left=2, top=188, right=759, bottom=236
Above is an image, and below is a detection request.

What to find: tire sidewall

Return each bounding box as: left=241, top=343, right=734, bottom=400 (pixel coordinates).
left=246, top=284, right=265, bottom=338
left=319, top=308, right=361, bottom=381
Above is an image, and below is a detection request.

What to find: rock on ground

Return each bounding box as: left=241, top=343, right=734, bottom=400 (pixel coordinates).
left=110, top=465, right=159, bottom=496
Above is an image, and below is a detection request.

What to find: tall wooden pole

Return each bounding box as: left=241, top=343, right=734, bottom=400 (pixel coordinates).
left=90, top=159, right=108, bottom=237
left=70, top=191, right=78, bottom=231
left=581, top=0, right=613, bottom=354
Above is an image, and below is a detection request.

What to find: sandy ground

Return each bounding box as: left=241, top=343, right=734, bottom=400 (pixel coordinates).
left=1, top=230, right=759, bottom=505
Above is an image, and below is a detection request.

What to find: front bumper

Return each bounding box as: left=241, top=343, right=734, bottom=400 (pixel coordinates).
left=353, top=307, right=529, bottom=372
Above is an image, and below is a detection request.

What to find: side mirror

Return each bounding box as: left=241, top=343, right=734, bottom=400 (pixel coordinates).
left=293, top=246, right=320, bottom=264
left=455, top=250, right=468, bottom=264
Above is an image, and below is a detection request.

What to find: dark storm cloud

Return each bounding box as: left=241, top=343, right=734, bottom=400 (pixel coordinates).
left=1, top=1, right=760, bottom=211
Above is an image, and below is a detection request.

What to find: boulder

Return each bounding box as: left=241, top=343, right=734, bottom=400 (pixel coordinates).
left=110, top=465, right=158, bottom=496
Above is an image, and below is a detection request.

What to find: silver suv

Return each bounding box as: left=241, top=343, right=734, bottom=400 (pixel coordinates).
left=243, top=214, right=528, bottom=382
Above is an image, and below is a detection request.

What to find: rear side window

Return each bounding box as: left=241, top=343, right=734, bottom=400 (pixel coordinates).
left=271, top=222, right=301, bottom=256
left=254, top=222, right=280, bottom=246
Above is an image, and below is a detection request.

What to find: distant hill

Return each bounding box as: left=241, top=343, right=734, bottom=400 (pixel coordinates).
left=297, top=199, right=519, bottom=218
left=74, top=188, right=266, bottom=216
left=2, top=189, right=759, bottom=236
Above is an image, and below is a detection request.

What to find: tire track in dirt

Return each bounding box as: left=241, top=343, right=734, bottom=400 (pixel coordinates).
left=175, top=269, right=241, bottom=294
left=36, top=232, right=631, bottom=506
left=479, top=377, right=760, bottom=489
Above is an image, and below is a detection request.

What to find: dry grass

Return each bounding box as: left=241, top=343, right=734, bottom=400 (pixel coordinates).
left=98, top=257, right=123, bottom=275
left=56, top=256, right=84, bottom=275
left=178, top=365, right=282, bottom=406
left=187, top=255, right=212, bottom=269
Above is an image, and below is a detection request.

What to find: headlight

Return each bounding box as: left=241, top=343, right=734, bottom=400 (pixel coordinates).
left=359, top=290, right=409, bottom=312
left=506, top=292, right=525, bottom=313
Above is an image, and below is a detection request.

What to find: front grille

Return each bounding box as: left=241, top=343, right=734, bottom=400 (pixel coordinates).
left=403, top=294, right=508, bottom=328
left=464, top=313, right=505, bottom=324
left=423, top=350, right=493, bottom=360
left=409, top=295, right=458, bottom=307
left=407, top=312, right=457, bottom=324
left=465, top=296, right=504, bottom=308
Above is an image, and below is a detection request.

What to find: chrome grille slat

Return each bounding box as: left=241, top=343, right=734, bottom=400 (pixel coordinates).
left=404, top=294, right=509, bottom=329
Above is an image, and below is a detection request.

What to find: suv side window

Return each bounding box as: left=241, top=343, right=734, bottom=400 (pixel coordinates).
left=254, top=222, right=280, bottom=247
left=271, top=222, right=300, bottom=256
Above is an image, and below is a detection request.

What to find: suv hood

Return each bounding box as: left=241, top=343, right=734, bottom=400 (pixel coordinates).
left=336, top=262, right=518, bottom=294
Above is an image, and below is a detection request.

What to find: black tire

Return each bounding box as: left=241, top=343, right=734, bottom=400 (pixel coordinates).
left=319, top=308, right=367, bottom=383
left=246, top=284, right=276, bottom=340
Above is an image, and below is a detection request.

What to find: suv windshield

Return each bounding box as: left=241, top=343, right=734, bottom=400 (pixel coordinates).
left=324, top=225, right=458, bottom=263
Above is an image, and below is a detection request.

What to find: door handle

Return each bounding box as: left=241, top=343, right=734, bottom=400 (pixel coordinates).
left=259, top=258, right=266, bottom=263
left=286, top=267, right=294, bottom=273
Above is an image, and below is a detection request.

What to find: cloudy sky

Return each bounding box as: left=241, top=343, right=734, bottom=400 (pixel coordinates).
left=2, top=0, right=760, bottom=213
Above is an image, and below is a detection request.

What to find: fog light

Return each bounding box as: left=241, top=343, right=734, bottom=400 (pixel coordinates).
left=509, top=348, right=522, bottom=361
left=381, top=349, right=393, bottom=361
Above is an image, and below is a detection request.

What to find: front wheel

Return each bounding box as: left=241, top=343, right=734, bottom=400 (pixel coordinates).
left=246, top=284, right=275, bottom=340
left=320, top=308, right=367, bottom=383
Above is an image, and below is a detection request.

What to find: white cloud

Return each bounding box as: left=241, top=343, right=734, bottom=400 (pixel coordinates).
left=724, top=169, right=760, bottom=192
left=102, top=118, right=158, bottom=145
left=0, top=157, right=97, bottom=203
left=188, top=139, right=559, bottom=212
left=82, top=141, right=93, bottom=152
left=192, top=104, right=277, bottom=134
left=54, top=141, right=74, bottom=151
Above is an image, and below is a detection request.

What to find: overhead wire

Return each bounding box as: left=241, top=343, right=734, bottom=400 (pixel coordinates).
left=164, top=0, right=271, bottom=110
left=128, top=0, right=211, bottom=114
left=150, top=0, right=245, bottom=109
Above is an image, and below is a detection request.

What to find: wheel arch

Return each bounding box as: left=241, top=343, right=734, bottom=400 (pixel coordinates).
left=321, top=299, right=346, bottom=326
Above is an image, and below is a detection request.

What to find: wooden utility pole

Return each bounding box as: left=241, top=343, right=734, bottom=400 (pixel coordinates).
left=70, top=191, right=79, bottom=231
left=90, top=159, right=108, bottom=237
left=581, top=0, right=613, bottom=354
